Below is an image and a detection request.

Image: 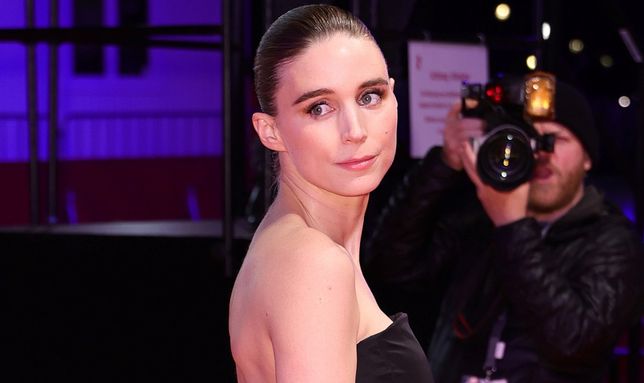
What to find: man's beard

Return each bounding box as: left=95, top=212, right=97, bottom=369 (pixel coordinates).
left=527, top=163, right=586, bottom=215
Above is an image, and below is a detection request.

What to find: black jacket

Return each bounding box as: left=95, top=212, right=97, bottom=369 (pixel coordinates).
left=364, top=147, right=643, bottom=383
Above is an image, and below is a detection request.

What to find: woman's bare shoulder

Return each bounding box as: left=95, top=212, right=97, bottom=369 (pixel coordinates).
left=230, top=216, right=359, bottom=378
left=251, top=214, right=352, bottom=270
left=251, top=220, right=360, bottom=377
left=248, top=217, right=357, bottom=311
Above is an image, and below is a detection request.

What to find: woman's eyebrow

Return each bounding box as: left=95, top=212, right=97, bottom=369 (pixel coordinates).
left=292, top=88, right=333, bottom=106
left=292, top=78, right=389, bottom=106
left=359, top=78, right=388, bottom=89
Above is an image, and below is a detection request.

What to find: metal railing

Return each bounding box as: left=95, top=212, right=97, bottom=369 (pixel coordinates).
left=0, top=0, right=235, bottom=277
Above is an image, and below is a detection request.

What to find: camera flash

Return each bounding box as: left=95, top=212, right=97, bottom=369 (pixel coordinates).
left=524, top=72, right=555, bottom=120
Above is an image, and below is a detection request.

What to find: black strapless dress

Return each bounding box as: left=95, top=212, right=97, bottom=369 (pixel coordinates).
left=356, top=313, right=434, bottom=382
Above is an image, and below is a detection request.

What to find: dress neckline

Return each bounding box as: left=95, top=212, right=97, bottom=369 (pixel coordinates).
left=357, top=312, right=407, bottom=346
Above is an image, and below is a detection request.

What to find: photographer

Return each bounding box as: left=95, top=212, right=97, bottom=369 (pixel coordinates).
left=363, top=74, right=643, bottom=382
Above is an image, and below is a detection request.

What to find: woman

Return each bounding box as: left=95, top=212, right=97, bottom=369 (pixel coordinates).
left=228, top=5, right=433, bottom=382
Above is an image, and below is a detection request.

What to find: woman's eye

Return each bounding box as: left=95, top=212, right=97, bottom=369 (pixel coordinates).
left=359, top=91, right=383, bottom=106
left=308, top=102, right=332, bottom=117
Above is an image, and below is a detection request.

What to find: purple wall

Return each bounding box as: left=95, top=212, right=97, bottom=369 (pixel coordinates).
left=0, top=0, right=228, bottom=225
left=0, top=0, right=223, bottom=161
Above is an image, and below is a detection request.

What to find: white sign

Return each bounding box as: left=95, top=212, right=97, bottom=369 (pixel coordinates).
left=408, top=41, right=489, bottom=157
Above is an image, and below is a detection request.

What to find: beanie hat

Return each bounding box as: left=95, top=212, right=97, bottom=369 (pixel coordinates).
left=552, top=81, right=599, bottom=165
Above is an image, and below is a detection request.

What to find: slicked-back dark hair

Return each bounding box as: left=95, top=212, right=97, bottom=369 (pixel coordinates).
left=253, top=4, right=374, bottom=116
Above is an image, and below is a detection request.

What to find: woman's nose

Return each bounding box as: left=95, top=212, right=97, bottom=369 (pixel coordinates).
left=341, top=107, right=367, bottom=144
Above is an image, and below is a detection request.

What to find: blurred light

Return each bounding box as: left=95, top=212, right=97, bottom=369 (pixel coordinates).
left=618, top=96, right=630, bottom=108
left=485, top=84, right=504, bottom=103
left=526, top=55, right=537, bottom=70
left=569, top=39, right=584, bottom=54
left=618, top=28, right=643, bottom=64
left=495, top=3, right=511, bottom=21
left=599, top=54, right=613, bottom=68
left=542, top=22, right=551, bottom=40
left=525, top=73, right=555, bottom=119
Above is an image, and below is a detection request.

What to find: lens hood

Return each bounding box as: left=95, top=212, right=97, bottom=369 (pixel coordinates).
left=474, top=124, right=535, bottom=190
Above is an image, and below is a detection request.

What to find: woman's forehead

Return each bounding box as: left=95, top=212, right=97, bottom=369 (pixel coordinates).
left=276, top=34, right=387, bottom=94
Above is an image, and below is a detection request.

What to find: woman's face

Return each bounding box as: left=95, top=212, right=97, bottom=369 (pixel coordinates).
left=271, top=33, right=397, bottom=197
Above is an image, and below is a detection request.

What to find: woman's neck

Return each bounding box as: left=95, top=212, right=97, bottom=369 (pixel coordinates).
left=274, top=175, right=368, bottom=258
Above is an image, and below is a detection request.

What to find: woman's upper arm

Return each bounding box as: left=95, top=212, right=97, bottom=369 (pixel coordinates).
left=266, top=236, right=359, bottom=383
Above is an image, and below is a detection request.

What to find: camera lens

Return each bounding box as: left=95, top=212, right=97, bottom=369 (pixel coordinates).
left=476, top=124, right=535, bottom=190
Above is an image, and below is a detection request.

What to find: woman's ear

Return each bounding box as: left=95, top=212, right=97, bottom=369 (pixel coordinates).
left=252, top=112, right=285, bottom=152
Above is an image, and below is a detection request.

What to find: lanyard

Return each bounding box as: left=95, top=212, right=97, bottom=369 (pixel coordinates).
left=482, top=311, right=507, bottom=381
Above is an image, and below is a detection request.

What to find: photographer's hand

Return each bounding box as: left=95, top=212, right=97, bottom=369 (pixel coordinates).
left=461, top=141, right=529, bottom=227
left=441, top=101, right=485, bottom=171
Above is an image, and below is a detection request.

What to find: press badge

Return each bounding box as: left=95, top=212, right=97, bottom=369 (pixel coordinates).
left=461, top=376, right=508, bottom=383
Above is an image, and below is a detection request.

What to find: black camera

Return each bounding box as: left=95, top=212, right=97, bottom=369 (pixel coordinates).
left=461, top=72, right=556, bottom=191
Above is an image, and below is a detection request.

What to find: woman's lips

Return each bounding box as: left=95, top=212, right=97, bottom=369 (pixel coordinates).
left=337, top=155, right=377, bottom=170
